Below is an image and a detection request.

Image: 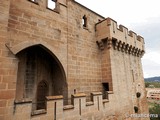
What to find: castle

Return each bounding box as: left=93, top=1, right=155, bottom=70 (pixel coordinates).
left=0, top=0, right=149, bottom=119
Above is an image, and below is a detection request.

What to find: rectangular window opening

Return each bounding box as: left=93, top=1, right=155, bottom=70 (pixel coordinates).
left=102, top=83, right=109, bottom=99
left=102, top=83, right=109, bottom=91
left=47, top=0, right=56, bottom=10
left=82, top=15, right=87, bottom=28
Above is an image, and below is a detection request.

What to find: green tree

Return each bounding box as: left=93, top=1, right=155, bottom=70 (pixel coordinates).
left=149, top=103, right=160, bottom=120
left=145, top=82, right=150, bottom=88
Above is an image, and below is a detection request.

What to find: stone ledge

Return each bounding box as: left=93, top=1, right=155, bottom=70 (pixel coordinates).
left=46, top=7, right=60, bottom=14
left=63, top=105, right=74, bottom=110
left=107, top=91, right=114, bottom=94
left=91, top=92, right=102, bottom=96
left=102, top=99, right=109, bottom=103
left=72, top=93, right=86, bottom=98
left=86, top=101, right=94, bottom=106
left=31, top=109, right=46, bottom=116
left=46, top=95, right=63, bottom=100
left=14, top=98, right=32, bottom=104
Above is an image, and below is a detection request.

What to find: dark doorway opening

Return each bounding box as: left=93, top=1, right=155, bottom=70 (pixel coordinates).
left=102, top=83, right=109, bottom=99
left=37, top=81, right=48, bottom=110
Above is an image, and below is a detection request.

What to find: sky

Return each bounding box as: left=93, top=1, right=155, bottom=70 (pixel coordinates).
left=76, top=0, right=160, bottom=78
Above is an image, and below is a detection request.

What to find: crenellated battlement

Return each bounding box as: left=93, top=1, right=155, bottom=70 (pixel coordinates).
left=13, top=92, right=116, bottom=120
left=0, top=0, right=150, bottom=119
left=96, top=18, right=145, bottom=56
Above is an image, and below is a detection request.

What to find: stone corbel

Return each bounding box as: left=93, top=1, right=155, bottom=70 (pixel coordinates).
left=137, top=49, right=141, bottom=57
left=121, top=43, right=125, bottom=52
left=118, top=41, right=122, bottom=51
left=107, top=38, right=112, bottom=49
left=132, top=47, right=135, bottom=56
left=128, top=46, right=132, bottom=54
left=140, top=50, right=145, bottom=57
left=125, top=44, right=129, bottom=53
left=131, top=47, right=135, bottom=55
left=96, top=40, right=105, bottom=50
left=114, top=40, right=119, bottom=50
left=135, top=48, right=138, bottom=56
left=96, top=38, right=112, bottom=50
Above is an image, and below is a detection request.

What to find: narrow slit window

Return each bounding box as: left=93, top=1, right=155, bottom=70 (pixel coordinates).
left=47, top=0, right=56, bottom=10
left=82, top=15, right=87, bottom=27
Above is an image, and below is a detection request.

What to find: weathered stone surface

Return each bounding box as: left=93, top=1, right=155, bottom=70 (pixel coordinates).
left=0, top=0, right=149, bottom=120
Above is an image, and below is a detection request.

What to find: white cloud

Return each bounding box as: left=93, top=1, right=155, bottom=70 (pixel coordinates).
left=143, top=51, right=160, bottom=65
left=76, top=0, right=160, bottom=26
left=142, top=50, right=160, bottom=77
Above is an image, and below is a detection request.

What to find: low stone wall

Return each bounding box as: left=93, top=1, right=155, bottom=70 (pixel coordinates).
left=13, top=92, right=117, bottom=120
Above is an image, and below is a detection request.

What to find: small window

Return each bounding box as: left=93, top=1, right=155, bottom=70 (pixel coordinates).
left=102, top=83, right=109, bottom=99
left=134, top=106, right=139, bottom=113
left=82, top=15, right=87, bottom=28
left=102, top=83, right=109, bottom=91
left=47, top=0, right=56, bottom=10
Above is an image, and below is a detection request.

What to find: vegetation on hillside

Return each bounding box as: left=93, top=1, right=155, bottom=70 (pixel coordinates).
left=145, top=82, right=160, bottom=88
left=145, top=76, right=160, bottom=82
left=149, top=102, right=160, bottom=120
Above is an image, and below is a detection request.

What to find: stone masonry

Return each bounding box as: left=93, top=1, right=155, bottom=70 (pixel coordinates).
left=0, top=0, right=149, bottom=120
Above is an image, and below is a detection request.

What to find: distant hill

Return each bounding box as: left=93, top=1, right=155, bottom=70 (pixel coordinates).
left=144, top=76, right=160, bottom=82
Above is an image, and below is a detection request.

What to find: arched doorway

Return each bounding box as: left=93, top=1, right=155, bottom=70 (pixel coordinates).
left=15, top=45, right=68, bottom=110
left=37, top=80, right=48, bottom=110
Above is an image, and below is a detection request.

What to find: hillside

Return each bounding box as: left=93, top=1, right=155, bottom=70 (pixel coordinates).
left=144, top=76, right=160, bottom=82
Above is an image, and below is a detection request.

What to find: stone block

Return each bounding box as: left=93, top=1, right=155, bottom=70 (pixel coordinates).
left=0, top=0, right=149, bottom=119
left=0, top=90, right=15, bottom=99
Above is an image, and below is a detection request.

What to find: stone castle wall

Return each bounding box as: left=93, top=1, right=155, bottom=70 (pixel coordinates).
left=0, top=0, right=149, bottom=120
left=13, top=92, right=117, bottom=120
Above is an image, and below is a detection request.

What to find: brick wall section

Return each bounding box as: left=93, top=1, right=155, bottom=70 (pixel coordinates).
left=101, top=48, right=113, bottom=91
left=67, top=1, right=104, bottom=97
left=0, top=0, right=18, bottom=120
left=0, top=0, right=149, bottom=120
left=95, top=17, right=149, bottom=118
left=8, top=0, right=68, bottom=71
left=0, top=0, right=68, bottom=119
left=6, top=0, right=105, bottom=100
left=110, top=49, right=149, bottom=116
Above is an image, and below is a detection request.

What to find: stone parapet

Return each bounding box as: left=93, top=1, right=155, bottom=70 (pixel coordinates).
left=96, top=18, right=145, bottom=57
left=12, top=92, right=115, bottom=120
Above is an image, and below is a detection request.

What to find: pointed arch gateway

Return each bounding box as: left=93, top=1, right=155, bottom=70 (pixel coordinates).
left=15, top=44, right=68, bottom=110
